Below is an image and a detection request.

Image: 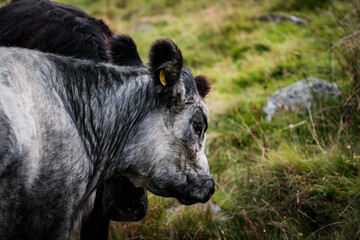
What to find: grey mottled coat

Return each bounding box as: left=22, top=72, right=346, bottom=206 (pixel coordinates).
left=0, top=40, right=214, bottom=239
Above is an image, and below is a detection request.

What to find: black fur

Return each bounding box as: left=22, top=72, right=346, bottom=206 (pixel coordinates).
left=79, top=187, right=110, bottom=240
left=195, top=75, right=211, bottom=98
left=149, top=39, right=183, bottom=87
left=109, top=34, right=144, bottom=67
left=0, top=0, right=112, bottom=62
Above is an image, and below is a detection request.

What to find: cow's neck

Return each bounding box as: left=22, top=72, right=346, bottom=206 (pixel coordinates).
left=55, top=60, right=156, bottom=182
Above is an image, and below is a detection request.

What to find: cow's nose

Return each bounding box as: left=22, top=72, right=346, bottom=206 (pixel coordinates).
left=205, top=179, right=215, bottom=196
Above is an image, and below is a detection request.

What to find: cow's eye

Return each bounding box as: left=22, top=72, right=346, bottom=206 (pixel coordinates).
left=192, top=122, right=203, bottom=137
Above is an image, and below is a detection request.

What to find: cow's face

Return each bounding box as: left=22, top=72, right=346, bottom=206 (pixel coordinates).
left=123, top=39, right=214, bottom=205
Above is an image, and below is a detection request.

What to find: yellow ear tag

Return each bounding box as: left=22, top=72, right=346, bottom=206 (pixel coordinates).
left=159, top=70, right=166, bottom=86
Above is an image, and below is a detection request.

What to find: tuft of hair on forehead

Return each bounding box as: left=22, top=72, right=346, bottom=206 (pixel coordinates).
left=148, top=39, right=183, bottom=87
left=195, top=75, right=211, bottom=98
left=109, top=34, right=144, bottom=67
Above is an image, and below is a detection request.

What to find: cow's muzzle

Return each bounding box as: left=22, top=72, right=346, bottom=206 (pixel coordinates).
left=179, top=177, right=215, bottom=205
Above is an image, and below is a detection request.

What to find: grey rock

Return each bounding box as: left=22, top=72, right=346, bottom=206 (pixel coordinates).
left=264, top=77, right=340, bottom=122
left=259, top=13, right=308, bottom=25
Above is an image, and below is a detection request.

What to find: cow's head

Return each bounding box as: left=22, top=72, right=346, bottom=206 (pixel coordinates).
left=121, top=39, right=214, bottom=205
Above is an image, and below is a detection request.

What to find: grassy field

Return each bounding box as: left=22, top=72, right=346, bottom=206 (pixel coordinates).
left=2, top=0, right=359, bottom=239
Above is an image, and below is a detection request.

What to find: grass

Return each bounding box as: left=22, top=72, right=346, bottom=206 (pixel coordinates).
left=2, top=0, right=359, bottom=239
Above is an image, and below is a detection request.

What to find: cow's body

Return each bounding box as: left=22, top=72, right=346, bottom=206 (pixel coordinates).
left=0, top=41, right=214, bottom=239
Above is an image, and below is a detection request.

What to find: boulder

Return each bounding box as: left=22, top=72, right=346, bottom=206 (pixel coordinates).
left=264, top=77, right=340, bottom=122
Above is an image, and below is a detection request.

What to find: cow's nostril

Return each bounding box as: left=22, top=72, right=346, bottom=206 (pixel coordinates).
left=205, top=179, right=215, bottom=196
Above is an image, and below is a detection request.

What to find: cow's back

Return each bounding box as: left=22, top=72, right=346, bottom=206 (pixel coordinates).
left=0, top=47, right=93, bottom=239
left=0, top=0, right=112, bottom=62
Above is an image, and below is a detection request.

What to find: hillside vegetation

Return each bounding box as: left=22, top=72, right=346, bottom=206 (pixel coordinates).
left=2, top=0, right=359, bottom=239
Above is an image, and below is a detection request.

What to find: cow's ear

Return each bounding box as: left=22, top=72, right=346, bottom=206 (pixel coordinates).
left=109, top=34, right=144, bottom=67
left=195, top=75, right=211, bottom=98
left=148, top=39, right=183, bottom=88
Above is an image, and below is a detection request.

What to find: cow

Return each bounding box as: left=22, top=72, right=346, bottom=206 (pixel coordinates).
left=0, top=0, right=148, bottom=239
left=0, top=37, right=214, bottom=239
left=0, top=0, right=112, bottom=62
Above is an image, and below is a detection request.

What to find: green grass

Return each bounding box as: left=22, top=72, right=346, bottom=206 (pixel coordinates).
left=2, top=0, right=359, bottom=238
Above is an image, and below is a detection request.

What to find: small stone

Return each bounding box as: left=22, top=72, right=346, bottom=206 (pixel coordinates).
left=133, top=23, right=153, bottom=32
left=165, top=200, right=222, bottom=214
